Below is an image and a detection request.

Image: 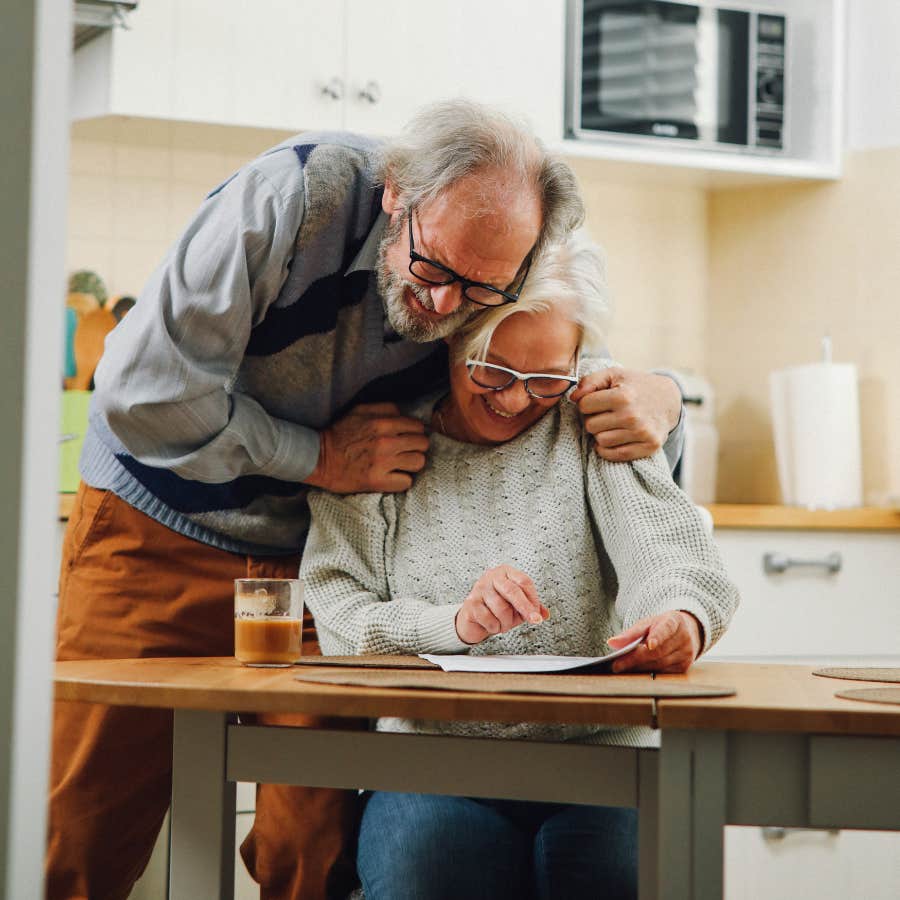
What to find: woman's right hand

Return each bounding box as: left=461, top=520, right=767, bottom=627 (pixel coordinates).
left=455, top=566, right=550, bottom=645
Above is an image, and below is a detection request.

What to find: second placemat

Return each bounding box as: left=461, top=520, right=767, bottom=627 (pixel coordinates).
left=813, top=667, right=900, bottom=684
left=835, top=687, right=900, bottom=706
left=295, top=669, right=735, bottom=698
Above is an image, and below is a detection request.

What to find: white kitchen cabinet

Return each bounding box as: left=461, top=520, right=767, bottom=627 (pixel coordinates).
left=72, top=0, right=565, bottom=143
left=73, top=0, right=346, bottom=132
left=710, top=529, right=900, bottom=660
left=709, top=524, right=900, bottom=900
left=343, top=0, right=565, bottom=140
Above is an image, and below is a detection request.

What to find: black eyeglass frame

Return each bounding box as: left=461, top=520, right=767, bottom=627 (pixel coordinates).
left=465, top=358, right=580, bottom=399
left=407, top=209, right=532, bottom=307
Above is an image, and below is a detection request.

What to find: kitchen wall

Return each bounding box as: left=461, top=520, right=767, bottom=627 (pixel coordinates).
left=65, top=118, right=712, bottom=376
left=569, top=160, right=710, bottom=375
left=707, top=149, right=900, bottom=504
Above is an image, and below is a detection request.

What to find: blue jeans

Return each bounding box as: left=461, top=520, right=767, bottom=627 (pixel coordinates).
left=357, top=791, right=637, bottom=900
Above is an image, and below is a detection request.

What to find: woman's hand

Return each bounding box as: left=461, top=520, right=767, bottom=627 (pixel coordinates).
left=455, top=566, right=550, bottom=646
left=606, top=611, right=703, bottom=674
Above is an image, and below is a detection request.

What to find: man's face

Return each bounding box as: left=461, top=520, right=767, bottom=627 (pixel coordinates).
left=376, top=174, right=542, bottom=343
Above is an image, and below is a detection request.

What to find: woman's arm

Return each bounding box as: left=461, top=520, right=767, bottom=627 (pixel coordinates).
left=301, top=490, right=469, bottom=656
left=584, top=441, right=739, bottom=664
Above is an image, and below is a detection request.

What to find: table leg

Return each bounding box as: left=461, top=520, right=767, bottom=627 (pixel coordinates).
left=658, top=730, right=726, bottom=900
left=638, top=748, right=660, bottom=900
left=170, top=710, right=235, bottom=900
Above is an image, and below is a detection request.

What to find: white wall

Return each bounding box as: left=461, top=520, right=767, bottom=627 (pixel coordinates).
left=847, top=0, right=900, bottom=150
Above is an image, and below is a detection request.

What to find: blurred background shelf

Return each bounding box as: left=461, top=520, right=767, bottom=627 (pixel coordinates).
left=709, top=504, right=900, bottom=530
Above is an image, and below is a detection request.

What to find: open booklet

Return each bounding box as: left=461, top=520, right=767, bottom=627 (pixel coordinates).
left=420, top=635, right=644, bottom=674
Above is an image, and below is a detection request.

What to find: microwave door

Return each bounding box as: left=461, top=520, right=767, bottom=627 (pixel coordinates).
left=579, top=1, right=751, bottom=148
left=585, top=1, right=706, bottom=140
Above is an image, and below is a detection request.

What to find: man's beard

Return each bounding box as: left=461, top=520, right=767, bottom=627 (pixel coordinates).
left=375, top=216, right=477, bottom=342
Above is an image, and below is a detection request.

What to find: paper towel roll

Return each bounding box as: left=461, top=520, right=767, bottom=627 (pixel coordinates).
left=769, top=362, right=862, bottom=509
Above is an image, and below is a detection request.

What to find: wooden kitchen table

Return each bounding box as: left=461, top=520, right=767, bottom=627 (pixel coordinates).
left=54, top=659, right=900, bottom=900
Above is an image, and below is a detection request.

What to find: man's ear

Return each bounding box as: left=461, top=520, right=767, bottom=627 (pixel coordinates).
left=382, top=179, right=400, bottom=215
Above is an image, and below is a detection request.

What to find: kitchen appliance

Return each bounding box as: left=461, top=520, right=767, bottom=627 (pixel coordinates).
left=671, top=371, right=718, bottom=505
left=566, top=0, right=787, bottom=154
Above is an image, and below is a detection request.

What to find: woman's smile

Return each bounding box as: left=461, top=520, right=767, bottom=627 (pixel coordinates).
left=481, top=396, right=522, bottom=420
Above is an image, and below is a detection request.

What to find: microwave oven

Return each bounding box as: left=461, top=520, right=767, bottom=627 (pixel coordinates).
left=566, top=0, right=787, bottom=154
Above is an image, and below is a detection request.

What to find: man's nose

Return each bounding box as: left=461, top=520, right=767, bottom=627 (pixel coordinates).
left=494, top=381, right=531, bottom=415
left=429, top=283, right=464, bottom=315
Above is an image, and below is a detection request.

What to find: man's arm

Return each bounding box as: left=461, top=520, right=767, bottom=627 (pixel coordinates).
left=93, top=155, right=319, bottom=484
left=93, top=153, right=427, bottom=492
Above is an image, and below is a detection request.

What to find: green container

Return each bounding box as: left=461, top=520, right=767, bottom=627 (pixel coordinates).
left=59, top=390, right=91, bottom=493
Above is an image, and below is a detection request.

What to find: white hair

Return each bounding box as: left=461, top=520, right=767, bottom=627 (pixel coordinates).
left=454, top=231, right=612, bottom=363
left=380, top=98, right=584, bottom=255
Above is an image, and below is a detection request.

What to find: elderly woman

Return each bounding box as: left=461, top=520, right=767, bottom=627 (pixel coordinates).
left=300, top=233, right=739, bottom=900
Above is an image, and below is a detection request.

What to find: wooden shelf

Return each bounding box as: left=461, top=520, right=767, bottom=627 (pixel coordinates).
left=708, top=504, right=900, bottom=531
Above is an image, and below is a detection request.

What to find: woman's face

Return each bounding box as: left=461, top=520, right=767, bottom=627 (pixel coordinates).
left=445, top=308, right=580, bottom=445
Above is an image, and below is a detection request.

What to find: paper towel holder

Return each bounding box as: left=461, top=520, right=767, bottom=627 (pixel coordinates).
left=763, top=551, right=842, bottom=575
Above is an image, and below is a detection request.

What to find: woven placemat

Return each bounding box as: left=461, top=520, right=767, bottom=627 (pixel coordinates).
left=835, top=687, right=900, bottom=706
left=294, top=669, right=735, bottom=698
left=813, top=667, right=900, bottom=684
left=295, top=655, right=438, bottom=670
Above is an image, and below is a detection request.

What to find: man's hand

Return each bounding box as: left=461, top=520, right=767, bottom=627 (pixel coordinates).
left=305, top=402, right=429, bottom=494
left=606, top=611, right=703, bottom=674
left=455, top=565, right=549, bottom=646
left=570, top=368, right=682, bottom=462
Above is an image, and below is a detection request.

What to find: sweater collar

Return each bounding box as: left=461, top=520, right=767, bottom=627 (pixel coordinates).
left=345, top=210, right=388, bottom=276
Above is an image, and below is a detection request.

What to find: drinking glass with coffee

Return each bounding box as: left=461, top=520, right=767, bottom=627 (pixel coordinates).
left=234, top=578, right=304, bottom=667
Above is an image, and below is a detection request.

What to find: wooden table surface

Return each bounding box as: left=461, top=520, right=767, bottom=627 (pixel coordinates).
left=54, top=658, right=900, bottom=736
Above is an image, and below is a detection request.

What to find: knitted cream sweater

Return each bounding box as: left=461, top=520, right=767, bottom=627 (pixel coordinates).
left=301, top=399, right=739, bottom=747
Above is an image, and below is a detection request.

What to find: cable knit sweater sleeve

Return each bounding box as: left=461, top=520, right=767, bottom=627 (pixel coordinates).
left=584, top=445, right=739, bottom=654
left=300, top=490, right=469, bottom=656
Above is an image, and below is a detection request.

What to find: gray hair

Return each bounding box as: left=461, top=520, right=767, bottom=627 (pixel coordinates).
left=380, top=98, right=584, bottom=255
left=453, top=230, right=612, bottom=363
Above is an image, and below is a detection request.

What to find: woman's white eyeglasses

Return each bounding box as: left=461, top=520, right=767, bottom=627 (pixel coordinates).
left=466, top=359, right=579, bottom=399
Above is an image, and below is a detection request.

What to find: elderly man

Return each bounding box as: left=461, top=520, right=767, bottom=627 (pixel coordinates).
left=47, top=100, right=683, bottom=900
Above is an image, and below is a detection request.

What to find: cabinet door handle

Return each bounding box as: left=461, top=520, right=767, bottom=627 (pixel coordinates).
left=763, top=551, right=842, bottom=575
left=761, top=827, right=840, bottom=842
left=320, top=77, right=344, bottom=101
left=357, top=80, right=381, bottom=104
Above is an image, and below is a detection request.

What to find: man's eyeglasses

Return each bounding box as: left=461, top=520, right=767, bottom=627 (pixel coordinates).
left=407, top=209, right=531, bottom=307
left=466, top=359, right=579, bottom=399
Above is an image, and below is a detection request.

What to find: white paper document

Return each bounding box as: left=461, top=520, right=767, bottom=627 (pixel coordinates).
left=420, top=636, right=645, bottom=674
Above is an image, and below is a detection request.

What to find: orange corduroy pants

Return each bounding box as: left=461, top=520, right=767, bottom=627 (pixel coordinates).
left=46, top=483, right=363, bottom=900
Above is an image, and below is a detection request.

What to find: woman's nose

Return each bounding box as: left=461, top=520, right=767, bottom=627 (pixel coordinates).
left=428, top=283, right=464, bottom=315
left=494, top=381, right=532, bottom=414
